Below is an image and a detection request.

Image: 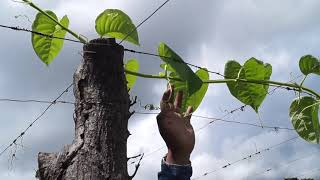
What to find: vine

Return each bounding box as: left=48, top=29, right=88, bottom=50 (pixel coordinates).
left=18, top=0, right=320, bottom=143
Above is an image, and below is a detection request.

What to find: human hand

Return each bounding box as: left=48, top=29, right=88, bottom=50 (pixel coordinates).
left=157, top=84, right=195, bottom=165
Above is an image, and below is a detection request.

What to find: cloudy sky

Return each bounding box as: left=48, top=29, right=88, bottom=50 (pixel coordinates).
left=0, top=0, right=320, bottom=179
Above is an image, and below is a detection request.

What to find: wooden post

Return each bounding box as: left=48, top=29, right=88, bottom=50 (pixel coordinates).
left=37, top=38, right=131, bottom=180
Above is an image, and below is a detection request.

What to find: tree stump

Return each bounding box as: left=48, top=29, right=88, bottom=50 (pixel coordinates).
left=37, top=38, right=131, bottom=180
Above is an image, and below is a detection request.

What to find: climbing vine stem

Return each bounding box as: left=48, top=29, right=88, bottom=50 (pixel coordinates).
left=22, top=0, right=87, bottom=43
left=124, top=69, right=320, bottom=99
left=205, top=79, right=320, bottom=99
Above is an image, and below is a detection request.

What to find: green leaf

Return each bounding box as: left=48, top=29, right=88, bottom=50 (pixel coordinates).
left=159, top=72, right=166, bottom=77
left=160, top=63, right=174, bottom=72
left=299, top=55, right=320, bottom=76
left=32, top=11, right=69, bottom=65
left=125, top=59, right=139, bottom=90
left=186, top=69, right=209, bottom=112
left=95, top=9, right=139, bottom=45
left=169, top=69, right=209, bottom=112
left=158, top=42, right=202, bottom=95
left=289, top=96, right=320, bottom=144
left=224, top=58, right=272, bottom=112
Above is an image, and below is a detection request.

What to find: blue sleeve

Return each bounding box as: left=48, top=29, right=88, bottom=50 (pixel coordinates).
left=158, top=157, right=193, bottom=180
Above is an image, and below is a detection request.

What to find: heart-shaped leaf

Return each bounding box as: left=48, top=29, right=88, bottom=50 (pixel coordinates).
left=224, top=58, right=272, bottom=112
left=125, top=59, right=139, bottom=90
left=186, top=69, right=209, bottom=112
left=32, top=11, right=69, bottom=65
left=166, top=68, right=209, bottom=112
left=158, top=42, right=202, bottom=95
left=289, top=96, right=320, bottom=144
left=95, top=9, right=139, bottom=45
left=299, top=55, right=320, bottom=76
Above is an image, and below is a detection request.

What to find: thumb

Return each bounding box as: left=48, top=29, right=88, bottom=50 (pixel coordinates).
left=184, top=106, right=193, bottom=124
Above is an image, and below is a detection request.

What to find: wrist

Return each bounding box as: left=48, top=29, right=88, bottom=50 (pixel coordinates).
left=165, top=149, right=191, bottom=165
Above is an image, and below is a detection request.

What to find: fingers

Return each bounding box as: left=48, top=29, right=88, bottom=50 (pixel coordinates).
left=185, top=106, right=193, bottom=125
left=168, top=84, right=175, bottom=103
left=161, top=84, right=185, bottom=114
left=185, top=106, right=193, bottom=116
left=174, top=91, right=183, bottom=111
left=161, top=87, right=171, bottom=102
left=161, top=84, right=174, bottom=112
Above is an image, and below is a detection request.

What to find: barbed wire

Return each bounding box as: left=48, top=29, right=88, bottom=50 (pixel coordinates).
left=0, top=24, right=82, bottom=43
left=192, top=136, right=299, bottom=180
left=119, top=0, right=171, bottom=44
left=134, top=111, right=294, bottom=131
left=124, top=48, right=225, bottom=77
left=0, top=83, right=73, bottom=158
left=0, top=98, right=74, bottom=105
left=248, top=149, right=319, bottom=178
left=268, top=74, right=303, bottom=95
left=0, top=97, right=291, bottom=132
left=194, top=114, right=294, bottom=131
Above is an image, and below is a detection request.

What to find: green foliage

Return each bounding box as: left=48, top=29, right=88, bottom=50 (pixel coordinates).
left=224, top=58, right=272, bottom=112
left=299, top=55, right=320, bottom=76
left=23, top=1, right=320, bottom=144
left=165, top=67, right=209, bottom=112
left=289, top=96, right=320, bottom=144
left=95, top=9, right=139, bottom=45
left=32, top=11, right=69, bottom=65
left=158, top=42, right=203, bottom=95
left=125, top=59, right=139, bottom=90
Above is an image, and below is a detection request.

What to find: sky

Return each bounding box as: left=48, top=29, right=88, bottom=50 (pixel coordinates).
left=0, top=0, right=320, bottom=179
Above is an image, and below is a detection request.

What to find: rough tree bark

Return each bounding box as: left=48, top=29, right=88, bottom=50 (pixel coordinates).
left=37, top=38, right=132, bottom=180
